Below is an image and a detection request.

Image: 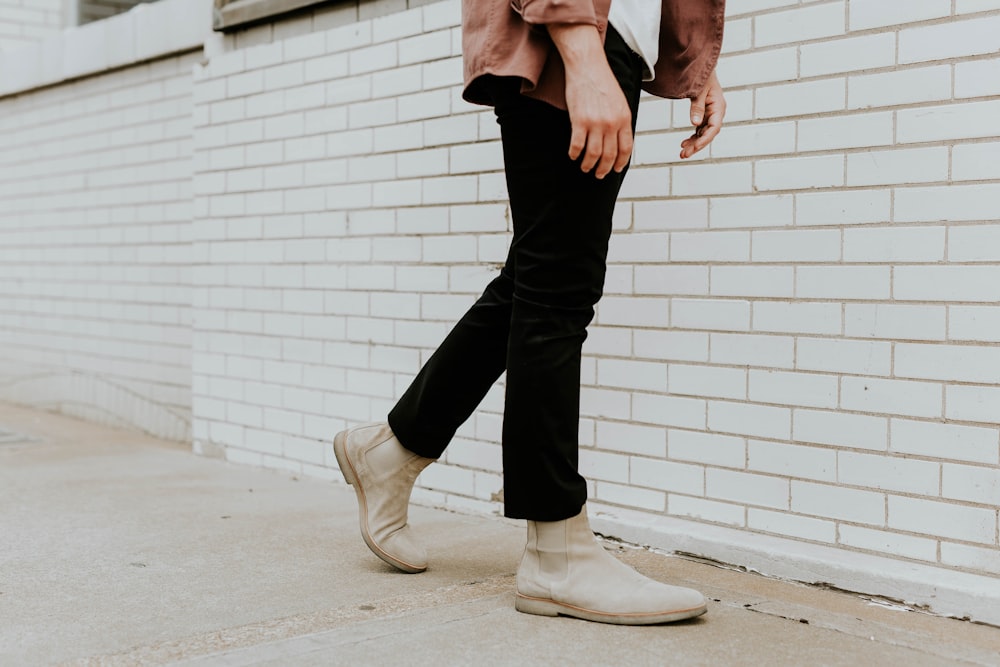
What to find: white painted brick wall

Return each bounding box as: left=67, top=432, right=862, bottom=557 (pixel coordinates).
left=0, top=49, right=197, bottom=440
left=3, top=0, right=1000, bottom=586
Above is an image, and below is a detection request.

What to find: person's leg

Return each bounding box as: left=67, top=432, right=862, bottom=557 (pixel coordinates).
left=497, top=32, right=643, bottom=522
left=387, top=272, right=512, bottom=458
left=509, top=28, right=708, bottom=624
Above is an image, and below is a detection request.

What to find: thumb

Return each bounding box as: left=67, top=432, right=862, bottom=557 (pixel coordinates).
left=690, top=99, right=706, bottom=127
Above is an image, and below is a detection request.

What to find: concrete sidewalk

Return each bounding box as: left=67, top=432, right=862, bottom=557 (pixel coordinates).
left=1, top=403, right=997, bottom=666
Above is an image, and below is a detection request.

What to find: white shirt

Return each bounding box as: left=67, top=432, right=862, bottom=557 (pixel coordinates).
left=608, top=0, right=661, bottom=82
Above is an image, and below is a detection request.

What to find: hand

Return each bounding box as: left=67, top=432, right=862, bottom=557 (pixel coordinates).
left=680, top=70, right=725, bottom=159
left=548, top=24, right=633, bottom=179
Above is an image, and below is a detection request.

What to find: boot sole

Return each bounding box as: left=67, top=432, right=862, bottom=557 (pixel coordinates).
left=515, top=593, right=707, bottom=625
left=333, top=430, right=427, bottom=574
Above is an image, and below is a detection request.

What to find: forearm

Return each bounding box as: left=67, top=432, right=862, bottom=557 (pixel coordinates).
left=546, top=23, right=607, bottom=77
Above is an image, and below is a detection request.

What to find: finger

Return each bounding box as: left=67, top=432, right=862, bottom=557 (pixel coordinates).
left=579, top=129, right=603, bottom=173
left=595, top=129, right=619, bottom=179
left=681, top=111, right=722, bottom=158
left=613, top=125, right=633, bottom=173
left=568, top=121, right=587, bottom=161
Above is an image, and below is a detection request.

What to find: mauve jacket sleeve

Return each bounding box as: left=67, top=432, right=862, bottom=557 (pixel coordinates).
left=510, top=0, right=599, bottom=26
left=645, top=0, right=726, bottom=100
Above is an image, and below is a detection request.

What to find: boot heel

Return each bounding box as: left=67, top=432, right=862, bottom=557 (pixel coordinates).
left=332, top=431, right=354, bottom=486
left=515, top=594, right=560, bottom=617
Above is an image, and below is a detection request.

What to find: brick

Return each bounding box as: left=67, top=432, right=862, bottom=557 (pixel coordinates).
left=842, top=376, right=942, bottom=419
left=672, top=299, right=751, bottom=332
left=843, top=225, right=946, bottom=262
left=671, top=230, right=749, bottom=262
left=796, top=266, right=890, bottom=300
left=580, top=387, right=631, bottom=421
left=709, top=121, right=795, bottom=158
left=633, top=198, right=708, bottom=230
left=617, top=166, right=671, bottom=197
left=753, top=301, right=842, bottom=336
left=749, top=440, right=836, bottom=482
left=795, top=338, right=892, bottom=375
left=577, top=448, right=629, bottom=483
left=949, top=224, right=1000, bottom=263
left=348, top=42, right=397, bottom=75
left=632, top=393, right=707, bottom=431
left=710, top=332, right=795, bottom=368
left=899, top=15, right=1000, bottom=64
left=630, top=457, right=704, bottom=495
left=955, top=58, right=1000, bottom=98
left=633, top=330, right=709, bottom=362
left=839, top=525, right=938, bottom=561
left=889, top=495, right=996, bottom=544
left=846, top=147, right=948, bottom=187
left=708, top=468, right=788, bottom=509
left=839, top=451, right=940, bottom=495
left=672, top=161, right=753, bottom=196
left=894, top=265, right=1000, bottom=303
left=710, top=194, right=793, bottom=229
left=750, top=369, right=838, bottom=409
left=847, top=0, right=950, bottom=30
left=754, top=2, right=845, bottom=47
left=597, top=296, right=669, bottom=327
left=717, top=47, right=797, bottom=87
left=798, top=112, right=893, bottom=151
left=755, top=155, right=844, bottom=191
left=606, top=232, right=669, bottom=263
left=669, top=364, right=747, bottom=400
left=952, top=143, right=1000, bottom=182
left=449, top=141, right=503, bottom=174
left=756, top=78, right=845, bottom=119
left=398, top=30, right=452, bottom=65
left=845, top=304, right=946, bottom=341
left=800, top=32, right=895, bottom=77
left=794, top=409, right=888, bottom=451
left=721, top=16, right=752, bottom=53
left=669, top=429, right=746, bottom=467
left=792, top=481, right=884, bottom=524
left=596, top=481, right=665, bottom=512
left=796, top=189, right=890, bottom=226
left=945, top=385, right=1000, bottom=428
left=749, top=508, right=836, bottom=542
left=942, top=463, right=1000, bottom=506
left=848, top=66, right=952, bottom=110
left=896, top=343, right=1000, bottom=384
left=898, top=101, right=1000, bottom=144
left=757, top=228, right=840, bottom=265
left=669, top=495, right=745, bottom=526
left=711, top=266, right=794, bottom=298
left=597, top=358, right=668, bottom=392
left=708, top=400, right=791, bottom=440
left=949, top=306, right=1000, bottom=343
left=634, top=265, right=710, bottom=296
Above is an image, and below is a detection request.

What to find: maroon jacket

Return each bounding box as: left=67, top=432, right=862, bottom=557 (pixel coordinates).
left=462, top=0, right=726, bottom=110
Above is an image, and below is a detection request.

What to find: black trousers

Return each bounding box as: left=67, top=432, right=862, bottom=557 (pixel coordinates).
left=388, top=27, right=644, bottom=521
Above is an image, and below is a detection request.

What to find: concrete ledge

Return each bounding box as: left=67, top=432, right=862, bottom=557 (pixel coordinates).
left=587, top=502, right=1000, bottom=627
left=0, top=0, right=212, bottom=98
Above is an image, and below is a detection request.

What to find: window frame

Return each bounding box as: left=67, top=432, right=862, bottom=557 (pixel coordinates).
left=213, top=0, right=333, bottom=31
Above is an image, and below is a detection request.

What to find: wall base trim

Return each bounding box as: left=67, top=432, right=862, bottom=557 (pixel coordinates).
left=586, top=502, right=1000, bottom=627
